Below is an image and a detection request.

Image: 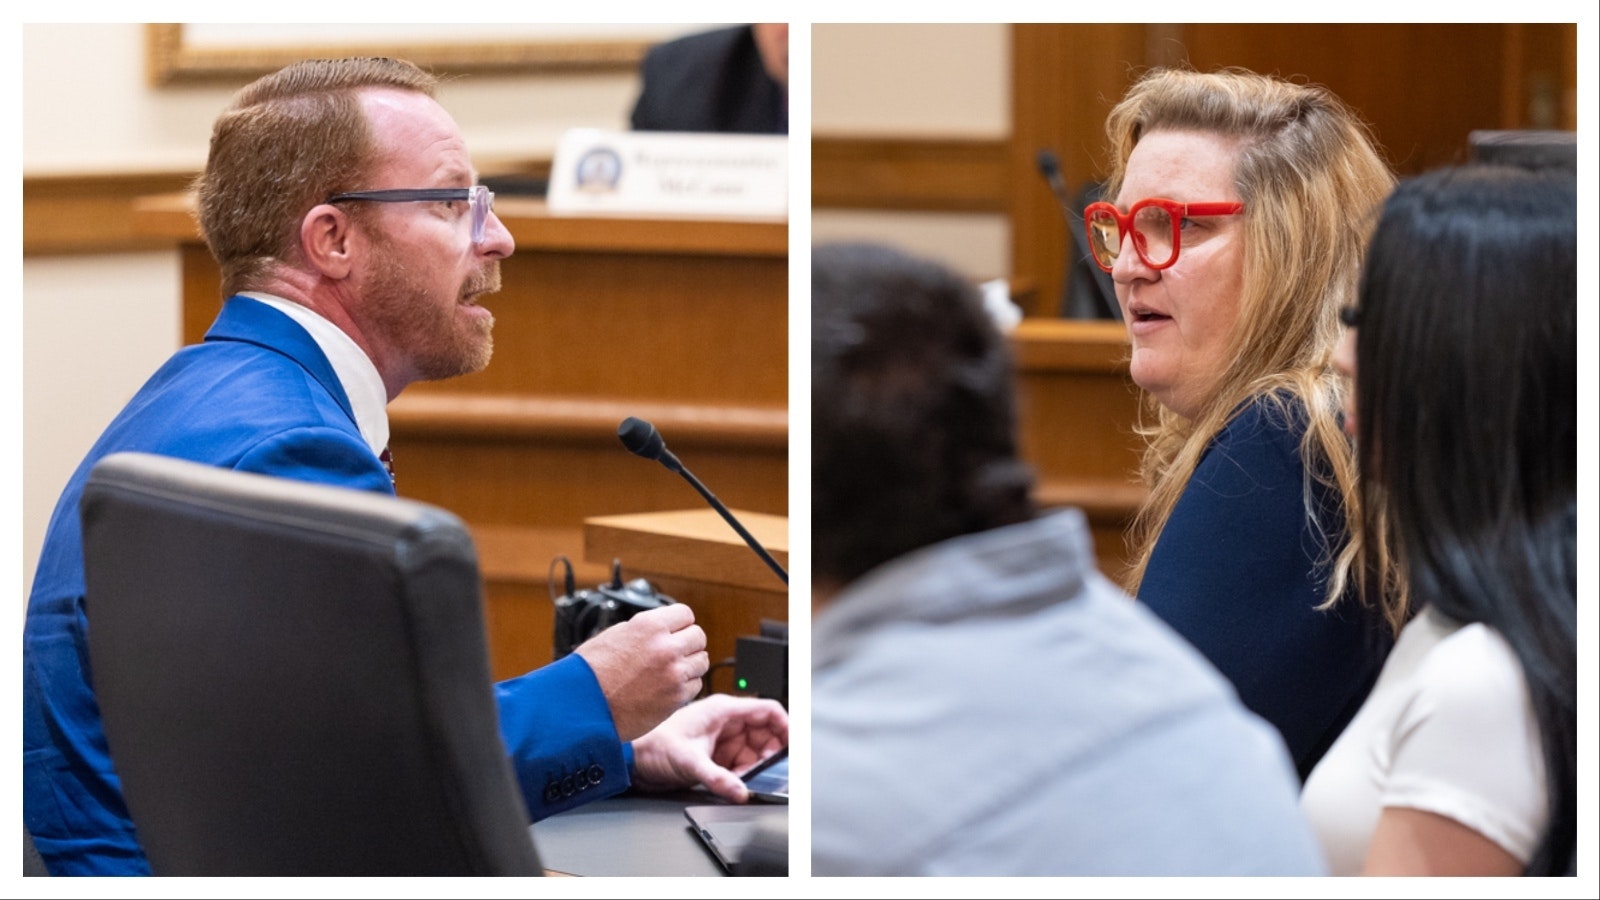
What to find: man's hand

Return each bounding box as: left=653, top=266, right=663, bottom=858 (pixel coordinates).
left=630, top=694, right=789, bottom=803
left=573, top=604, right=708, bottom=741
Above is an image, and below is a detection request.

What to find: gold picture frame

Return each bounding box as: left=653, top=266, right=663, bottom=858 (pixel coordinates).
left=145, top=23, right=694, bottom=86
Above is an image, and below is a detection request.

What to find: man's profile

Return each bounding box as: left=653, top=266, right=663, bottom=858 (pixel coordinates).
left=22, top=56, right=785, bottom=876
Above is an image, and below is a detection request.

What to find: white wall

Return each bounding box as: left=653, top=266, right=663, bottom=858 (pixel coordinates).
left=811, top=24, right=1011, bottom=281
left=19, top=23, right=680, bottom=596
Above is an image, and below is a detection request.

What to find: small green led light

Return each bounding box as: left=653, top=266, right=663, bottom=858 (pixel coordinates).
left=736, top=677, right=749, bottom=690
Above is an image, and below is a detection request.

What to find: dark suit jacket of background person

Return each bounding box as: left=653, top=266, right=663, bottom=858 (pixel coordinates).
left=630, top=25, right=787, bottom=135
left=22, top=296, right=628, bottom=875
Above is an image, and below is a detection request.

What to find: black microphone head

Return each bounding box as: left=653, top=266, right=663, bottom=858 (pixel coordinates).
left=618, top=416, right=663, bottom=459
left=618, top=416, right=683, bottom=472
left=1036, top=148, right=1060, bottom=178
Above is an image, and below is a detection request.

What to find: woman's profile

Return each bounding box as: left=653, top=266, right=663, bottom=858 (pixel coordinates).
left=1092, top=67, right=1400, bottom=777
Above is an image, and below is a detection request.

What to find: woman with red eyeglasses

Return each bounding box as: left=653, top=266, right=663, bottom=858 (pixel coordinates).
left=1089, top=68, right=1401, bottom=782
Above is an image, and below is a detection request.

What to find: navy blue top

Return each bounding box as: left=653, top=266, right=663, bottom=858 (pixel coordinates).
left=1137, top=398, right=1389, bottom=780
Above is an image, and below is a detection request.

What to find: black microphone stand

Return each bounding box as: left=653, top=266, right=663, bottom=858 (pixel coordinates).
left=674, top=467, right=789, bottom=587
left=617, top=417, right=789, bottom=586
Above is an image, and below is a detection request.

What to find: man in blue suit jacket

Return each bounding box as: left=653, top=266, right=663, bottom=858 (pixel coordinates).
left=23, top=57, right=786, bottom=876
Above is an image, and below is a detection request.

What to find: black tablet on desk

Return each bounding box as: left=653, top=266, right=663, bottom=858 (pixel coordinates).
left=683, top=804, right=787, bottom=876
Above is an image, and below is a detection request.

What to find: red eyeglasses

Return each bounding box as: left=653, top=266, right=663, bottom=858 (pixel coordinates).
left=1083, top=198, right=1244, bottom=272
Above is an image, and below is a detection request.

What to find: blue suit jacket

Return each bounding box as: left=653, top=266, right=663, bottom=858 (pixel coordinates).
left=23, top=296, right=628, bottom=875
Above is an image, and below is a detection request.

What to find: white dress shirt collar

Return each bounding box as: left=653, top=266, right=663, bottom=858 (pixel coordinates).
left=238, top=292, right=390, bottom=457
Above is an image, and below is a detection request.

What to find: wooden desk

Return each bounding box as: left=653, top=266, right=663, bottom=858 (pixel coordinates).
left=1010, top=318, right=1145, bottom=577
left=584, top=508, right=787, bottom=687
left=134, top=196, right=788, bottom=680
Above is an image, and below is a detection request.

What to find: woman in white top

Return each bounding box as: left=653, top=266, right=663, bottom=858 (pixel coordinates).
left=1302, top=164, right=1576, bottom=876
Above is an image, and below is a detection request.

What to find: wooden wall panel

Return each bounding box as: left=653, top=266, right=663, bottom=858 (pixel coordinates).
left=23, top=172, right=198, bottom=256
left=403, top=247, right=787, bottom=407
left=1010, top=24, right=1148, bottom=319
left=811, top=137, right=1009, bottom=212
left=812, top=24, right=1573, bottom=320
left=584, top=510, right=788, bottom=688
left=1176, top=24, right=1508, bottom=172
left=1010, top=319, right=1144, bottom=577
left=1006, top=22, right=1578, bottom=320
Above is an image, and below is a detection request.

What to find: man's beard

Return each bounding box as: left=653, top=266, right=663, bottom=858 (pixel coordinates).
left=364, top=246, right=499, bottom=384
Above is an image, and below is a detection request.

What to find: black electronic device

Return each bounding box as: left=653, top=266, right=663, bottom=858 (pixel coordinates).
left=740, top=747, right=788, bottom=804
left=684, top=805, right=787, bottom=876
left=1468, top=129, right=1576, bottom=172
left=734, top=619, right=787, bottom=707
left=548, top=556, right=676, bottom=660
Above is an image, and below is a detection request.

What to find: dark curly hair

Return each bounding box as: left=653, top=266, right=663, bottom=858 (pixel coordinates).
left=812, top=243, right=1035, bottom=585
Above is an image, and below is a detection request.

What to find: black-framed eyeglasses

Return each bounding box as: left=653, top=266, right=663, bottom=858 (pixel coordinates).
left=326, top=186, right=496, bottom=245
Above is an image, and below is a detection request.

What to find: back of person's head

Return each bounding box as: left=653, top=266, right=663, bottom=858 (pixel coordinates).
left=1355, top=163, right=1576, bottom=875
left=196, top=57, right=439, bottom=296
left=812, top=243, right=1035, bottom=587
left=1104, top=67, right=1395, bottom=402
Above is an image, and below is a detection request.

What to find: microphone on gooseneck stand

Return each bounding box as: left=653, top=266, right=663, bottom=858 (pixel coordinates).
left=1036, top=148, right=1074, bottom=212
left=617, top=417, right=788, bottom=586
left=1036, top=147, right=1121, bottom=321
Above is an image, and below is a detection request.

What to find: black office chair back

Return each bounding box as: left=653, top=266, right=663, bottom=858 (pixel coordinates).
left=1468, top=129, right=1577, bottom=171
left=81, top=452, right=543, bottom=876
left=24, top=827, right=49, bottom=876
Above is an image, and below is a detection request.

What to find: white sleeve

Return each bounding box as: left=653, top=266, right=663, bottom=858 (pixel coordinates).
left=1381, top=624, right=1548, bottom=863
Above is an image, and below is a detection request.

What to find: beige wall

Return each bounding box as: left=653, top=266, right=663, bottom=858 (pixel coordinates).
left=23, top=253, right=185, bottom=594
left=20, top=23, right=691, bottom=595
left=812, top=23, right=1008, bottom=137
left=23, top=24, right=696, bottom=170
left=811, top=24, right=1010, bottom=281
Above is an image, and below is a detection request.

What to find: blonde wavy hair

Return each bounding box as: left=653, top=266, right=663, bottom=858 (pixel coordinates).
left=1102, top=67, right=1405, bottom=628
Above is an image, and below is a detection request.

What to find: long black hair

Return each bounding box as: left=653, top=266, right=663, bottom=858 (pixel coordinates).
left=1354, top=164, right=1576, bottom=875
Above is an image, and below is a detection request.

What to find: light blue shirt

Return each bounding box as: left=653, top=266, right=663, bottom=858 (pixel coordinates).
left=812, top=509, right=1327, bottom=875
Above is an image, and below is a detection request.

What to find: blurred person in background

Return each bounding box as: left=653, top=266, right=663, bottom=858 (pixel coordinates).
left=630, top=24, right=787, bottom=135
